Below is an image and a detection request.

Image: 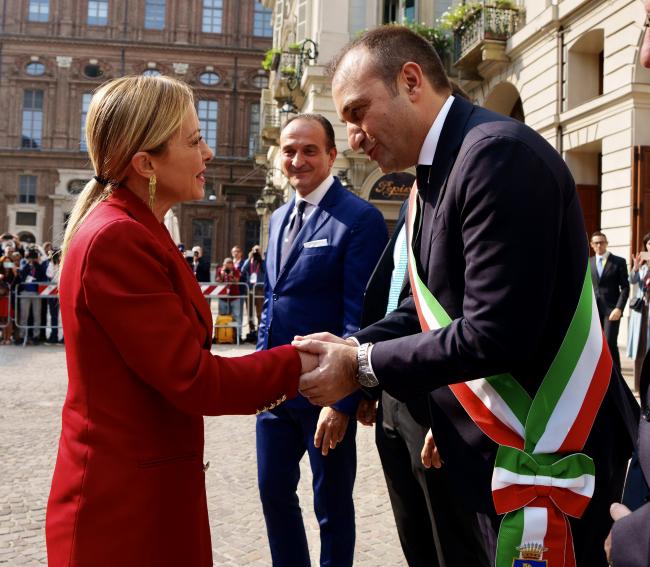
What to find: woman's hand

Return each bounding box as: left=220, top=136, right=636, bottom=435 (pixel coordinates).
left=298, top=350, right=318, bottom=374
left=633, top=252, right=643, bottom=272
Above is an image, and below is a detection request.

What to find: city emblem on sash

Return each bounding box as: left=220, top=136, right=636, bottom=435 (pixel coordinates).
left=512, top=543, right=548, bottom=567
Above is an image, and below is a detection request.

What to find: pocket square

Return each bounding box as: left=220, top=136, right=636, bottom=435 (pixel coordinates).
left=303, top=239, right=328, bottom=249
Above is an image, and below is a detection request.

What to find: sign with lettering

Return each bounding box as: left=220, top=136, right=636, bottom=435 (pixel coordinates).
left=369, top=172, right=414, bottom=201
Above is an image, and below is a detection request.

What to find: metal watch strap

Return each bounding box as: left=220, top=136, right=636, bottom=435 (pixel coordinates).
left=356, top=342, right=379, bottom=388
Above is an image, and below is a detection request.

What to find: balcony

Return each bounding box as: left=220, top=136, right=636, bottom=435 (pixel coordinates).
left=266, top=40, right=318, bottom=107
left=259, top=89, right=281, bottom=151
left=452, top=4, right=522, bottom=81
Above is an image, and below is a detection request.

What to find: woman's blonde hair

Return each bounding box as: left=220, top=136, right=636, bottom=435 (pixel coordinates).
left=60, top=75, right=194, bottom=265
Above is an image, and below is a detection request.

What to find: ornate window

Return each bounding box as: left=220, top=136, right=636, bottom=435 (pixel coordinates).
left=83, top=64, right=103, bottom=78
left=202, top=0, right=223, bottom=33
left=88, top=0, right=108, bottom=26
left=251, top=74, right=269, bottom=89
left=197, top=100, right=218, bottom=151
left=19, top=176, right=37, bottom=204
left=142, top=68, right=162, bottom=77
left=145, top=0, right=166, bottom=30
left=80, top=93, right=92, bottom=151
left=28, top=0, right=49, bottom=22
left=22, top=90, right=43, bottom=149
left=199, top=71, right=220, bottom=86
left=248, top=103, right=260, bottom=156
left=25, top=62, right=45, bottom=76
left=253, top=1, right=273, bottom=37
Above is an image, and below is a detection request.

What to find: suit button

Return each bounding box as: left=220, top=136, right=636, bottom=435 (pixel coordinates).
left=272, top=293, right=278, bottom=301
left=643, top=406, right=650, bottom=422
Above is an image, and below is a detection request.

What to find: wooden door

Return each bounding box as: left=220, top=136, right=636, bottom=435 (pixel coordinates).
left=576, top=184, right=601, bottom=241
left=632, top=146, right=650, bottom=254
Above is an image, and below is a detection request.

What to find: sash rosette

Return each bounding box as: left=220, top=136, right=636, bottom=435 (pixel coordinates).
left=405, top=185, right=612, bottom=567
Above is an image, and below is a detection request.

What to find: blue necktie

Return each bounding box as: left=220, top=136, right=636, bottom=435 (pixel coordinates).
left=385, top=228, right=408, bottom=315
left=597, top=256, right=604, bottom=278
left=281, top=200, right=306, bottom=269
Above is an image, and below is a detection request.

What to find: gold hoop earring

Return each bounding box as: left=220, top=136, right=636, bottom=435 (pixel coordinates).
left=148, top=174, right=156, bottom=211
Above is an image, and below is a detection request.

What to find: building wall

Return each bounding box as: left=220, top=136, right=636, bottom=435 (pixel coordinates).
left=0, top=0, right=273, bottom=266
left=461, top=0, right=650, bottom=346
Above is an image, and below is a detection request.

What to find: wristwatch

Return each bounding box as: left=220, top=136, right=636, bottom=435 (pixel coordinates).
left=356, top=342, right=379, bottom=388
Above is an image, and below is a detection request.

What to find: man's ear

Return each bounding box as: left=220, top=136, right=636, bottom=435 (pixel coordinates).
left=130, top=151, right=155, bottom=178
left=328, top=146, right=338, bottom=167
left=401, top=62, right=423, bottom=99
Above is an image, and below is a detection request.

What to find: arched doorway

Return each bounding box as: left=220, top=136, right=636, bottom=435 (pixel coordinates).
left=484, top=82, right=525, bottom=122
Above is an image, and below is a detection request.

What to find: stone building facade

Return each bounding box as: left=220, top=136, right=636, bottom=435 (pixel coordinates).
left=0, top=0, right=274, bottom=266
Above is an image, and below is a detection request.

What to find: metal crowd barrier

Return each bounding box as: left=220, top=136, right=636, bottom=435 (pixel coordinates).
left=13, top=281, right=62, bottom=347
left=201, top=281, right=250, bottom=346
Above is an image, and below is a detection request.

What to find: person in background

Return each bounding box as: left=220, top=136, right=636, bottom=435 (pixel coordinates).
left=18, top=248, right=47, bottom=344
left=189, top=245, right=211, bottom=282
left=240, top=244, right=266, bottom=337
left=606, top=5, right=650, bottom=564
left=45, top=250, right=62, bottom=344
left=256, top=113, right=387, bottom=567
left=46, top=75, right=316, bottom=567
left=231, top=245, right=244, bottom=271
left=590, top=231, right=630, bottom=372
left=0, top=250, right=18, bottom=344
left=230, top=244, right=246, bottom=336
left=215, top=256, right=243, bottom=337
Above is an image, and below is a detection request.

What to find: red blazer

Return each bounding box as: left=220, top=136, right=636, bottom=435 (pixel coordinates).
left=46, top=187, right=300, bottom=566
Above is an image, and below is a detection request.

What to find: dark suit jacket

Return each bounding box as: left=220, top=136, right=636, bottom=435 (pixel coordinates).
left=590, top=253, right=630, bottom=315
left=258, top=177, right=388, bottom=415
left=611, top=353, right=650, bottom=567
left=354, top=96, right=638, bottom=511
left=187, top=257, right=211, bottom=282
left=360, top=200, right=408, bottom=330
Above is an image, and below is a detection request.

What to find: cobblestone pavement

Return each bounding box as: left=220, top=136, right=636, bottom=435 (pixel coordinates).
left=0, top=344, right=405, bottom=566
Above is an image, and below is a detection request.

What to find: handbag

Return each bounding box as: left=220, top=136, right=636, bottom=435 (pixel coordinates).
left=630, top=297, right=645, bottom=312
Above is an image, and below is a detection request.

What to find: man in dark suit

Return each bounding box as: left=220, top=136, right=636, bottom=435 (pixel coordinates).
left=256, top=113, right=387, bottom=566
left=590, top=231, right=630, bottom=371
left=187, top=245, right=211, bottom=282
left=358, top=200, right=489, bottom=566
left=295, top=27, right=639, bottom=566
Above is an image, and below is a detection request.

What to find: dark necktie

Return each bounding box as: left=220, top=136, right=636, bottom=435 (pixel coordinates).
left=281, top=200, right=307, bottom=268
left=416, top=164, right=431, bottom=193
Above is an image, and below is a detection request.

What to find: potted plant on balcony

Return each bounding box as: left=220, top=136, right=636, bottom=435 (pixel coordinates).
left=261, top=48, right=281, bottom=71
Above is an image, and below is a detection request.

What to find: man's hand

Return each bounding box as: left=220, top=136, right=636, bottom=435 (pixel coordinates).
left=609, top=307, right=622, bottom=322
left=356, top=398, right=377, bottom=426
left=294, top=332, right=357, bottom=347
left=604, top=502, right=631, bottom=563
left=420, top=429, right=442, bottom=469
left=293, top=338, right=359, bottom=406
left=298, top=351, right=318, bottom=374
left=314, top=407, right=349, bottom=456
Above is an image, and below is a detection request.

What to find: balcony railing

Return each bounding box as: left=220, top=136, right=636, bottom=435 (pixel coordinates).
left=260, top=89, right=281, bottom=148
left=453, top=5, right=521, bottom=64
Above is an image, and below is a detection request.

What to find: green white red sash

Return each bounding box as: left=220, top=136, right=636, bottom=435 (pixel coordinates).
left=405, top=185, right=612, bottom=567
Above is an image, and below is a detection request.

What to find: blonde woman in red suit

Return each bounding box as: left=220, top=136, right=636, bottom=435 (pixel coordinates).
left=46, top=75, right=316, bottom=567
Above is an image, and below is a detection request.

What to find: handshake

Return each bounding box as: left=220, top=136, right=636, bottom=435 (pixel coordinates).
left=293, top=332, right=361, bottom=407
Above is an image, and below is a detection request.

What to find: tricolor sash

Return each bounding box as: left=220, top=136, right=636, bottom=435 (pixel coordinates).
left=405, top=184, right=611, bottom=566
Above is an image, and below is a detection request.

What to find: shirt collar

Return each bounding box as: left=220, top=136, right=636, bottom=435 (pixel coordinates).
left=295, top=174, right=334, bottom=209
left=418, top=95, right=455, bottom=166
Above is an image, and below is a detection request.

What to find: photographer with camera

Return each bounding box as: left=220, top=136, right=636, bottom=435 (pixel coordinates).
left=215, top=256, right=242, bottom=338
left=240, top=245, right=266, bottom=340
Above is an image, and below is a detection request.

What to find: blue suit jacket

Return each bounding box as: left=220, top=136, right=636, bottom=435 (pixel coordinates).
left=257, top=178, right=388, bottom=415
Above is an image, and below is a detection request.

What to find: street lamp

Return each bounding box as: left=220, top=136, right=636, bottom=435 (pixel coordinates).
left=255, top=198, right=268, bottom=217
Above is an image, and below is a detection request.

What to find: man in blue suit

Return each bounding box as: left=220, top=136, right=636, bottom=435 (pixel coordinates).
left=256, top=113, right=387, bottom=566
